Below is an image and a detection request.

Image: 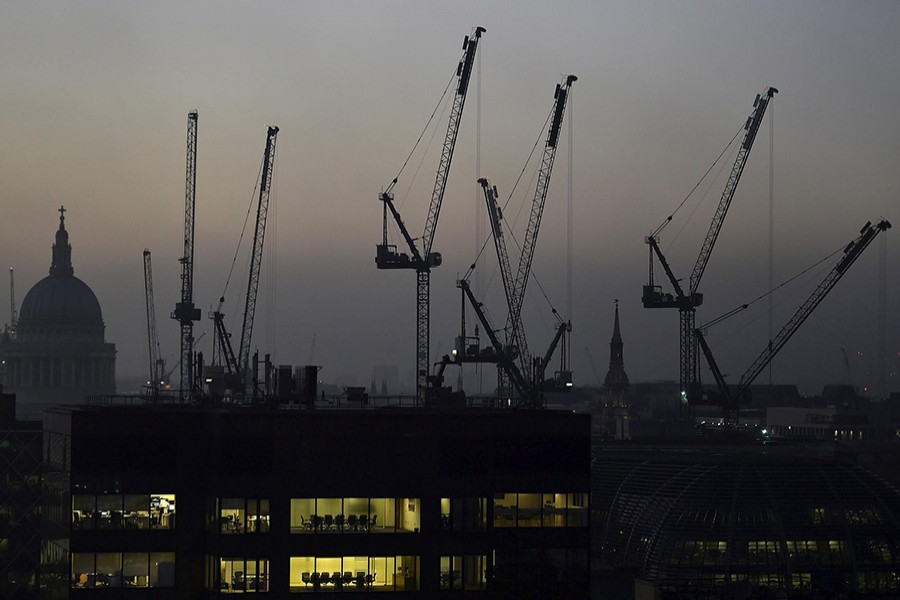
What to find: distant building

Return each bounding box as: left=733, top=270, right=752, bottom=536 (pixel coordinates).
left=0, top=208, right=116, bottom=420
left=41, top=403, right=590, bottom=598
left=593, top=443, right=900, bottom=598
left=599, top=301, right=630, bottom=438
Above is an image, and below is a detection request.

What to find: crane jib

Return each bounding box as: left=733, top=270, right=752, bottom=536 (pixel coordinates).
left=456, top=27, right=484, bottom=97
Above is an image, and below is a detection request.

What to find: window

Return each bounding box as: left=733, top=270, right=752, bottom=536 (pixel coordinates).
left=290, top=497, right=417, bottom=533
left=440, top=555, right=486, bottom=591
left=492, top=493, right=588, bottom=528
left=72, top=493, right=175, bottom=530
left=441, top=497, right=487, bottom=531
left=71, top=552, right=174, bottom=588
left=220, top=498, right=270, bottom=534
left=151, top=494, right=176, bottom=529
left=289, top=555, right=418, bottom=592
left=220, top=558, right=269, bottom=593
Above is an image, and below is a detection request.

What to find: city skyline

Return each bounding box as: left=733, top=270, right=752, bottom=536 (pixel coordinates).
left=2, top=2, right=898, bottom=395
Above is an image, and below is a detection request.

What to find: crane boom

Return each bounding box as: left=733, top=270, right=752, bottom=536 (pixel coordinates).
left=143, top=250, right=163, bottom=385
left=457, top=279, right=530, bottom=400
left=478, top=178, right=523, bottom=361
left=506, top=75, right=577, bottom=373
left=171, top=111, right=201, bottom=400
left=689, top=87, right=777, bottom=295
left=375, top=27, right=485, bottom=402
left=422, top=27, right=485, bottom=257
left=696, top=219, right=891, bottom=412
left=736, top=219, right=890, bottom=396
left=238, top=125, right=279, bottom=376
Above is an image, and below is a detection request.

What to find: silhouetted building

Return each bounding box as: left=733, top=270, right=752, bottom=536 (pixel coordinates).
left=0, top=208, right=116, bottom=420
left=0, top=388, right=42, bottom=599
left=41, top=403, right=590, bottom=598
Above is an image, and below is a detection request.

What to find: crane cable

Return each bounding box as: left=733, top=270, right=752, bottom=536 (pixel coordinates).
left=219, top=152, right=266, bottom=334
left=701, top=243, right=845, bottom=332
left=651, top=126, right=743, bottom=240
left=463, top=103, right=566, bottom=328
left=384, top=70, right=456, bottom=246
left=384, top=69, right=456, bottom=196
left=463, top=106, right=553, bottom=282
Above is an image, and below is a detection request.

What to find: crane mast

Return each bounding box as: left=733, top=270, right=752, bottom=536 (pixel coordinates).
left=643, top=87, right=776, bottom=409
left=143, top=250, right=164, bottom=386
left=171, top=111, right=201, bottom=401
left=696, top=219, right=890, bottom=416
left=238, top=125, right=279, bottom=377
left=376, top=26, right=485, bottom=402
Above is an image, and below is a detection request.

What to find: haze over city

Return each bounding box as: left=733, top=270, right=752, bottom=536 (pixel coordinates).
left=2, top=1, right=898, bottom=395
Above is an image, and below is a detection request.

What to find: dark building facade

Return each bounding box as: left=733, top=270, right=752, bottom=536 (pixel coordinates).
left=41, top=404, right=590, bottom=599
left=0, top=389, right=42, bottom=599
left=0, top=208, right=116, bottom=420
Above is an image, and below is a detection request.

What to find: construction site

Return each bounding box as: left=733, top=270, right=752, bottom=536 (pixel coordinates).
left=1, top=9, right=899, bottom=600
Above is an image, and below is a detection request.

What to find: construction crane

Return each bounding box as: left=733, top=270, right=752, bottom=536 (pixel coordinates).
left=212, top=125, right=279, bottom=394
left=695, top=219, right=891, bottom=421
left=376, top=26, right=485, bottom=404
left=171, top=111, right=201, bottom=400
left=143, top=250, right=165, bottom=386
left=8, top=268, right=16, bottom=334
left=468, top=75, right=575, bottom=404
left=643, top=87, right=777, bottom=410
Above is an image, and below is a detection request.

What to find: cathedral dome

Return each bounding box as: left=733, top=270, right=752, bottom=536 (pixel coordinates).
left=15, top=207, right=105, bottom=341
left=19, top=274, right=103, bottom=325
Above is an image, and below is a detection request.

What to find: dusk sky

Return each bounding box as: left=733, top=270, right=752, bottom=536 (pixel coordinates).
left=2, top=1, right=898, bottom=395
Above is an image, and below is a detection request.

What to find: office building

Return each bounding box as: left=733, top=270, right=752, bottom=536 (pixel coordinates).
left=42, top=403, right=590, bottom=598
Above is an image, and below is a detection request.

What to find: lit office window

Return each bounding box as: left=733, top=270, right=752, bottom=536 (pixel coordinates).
left=220, top=558, right=269, bottom=593
left=72, top=495, right=95, bottom=530
left=220, top=498, right=270, bottom=534
left=493, top=493, right=517, bottom=527
left=150, top=494, right=176, bottom=529
left=289, top=555, right=417, bottom=592
left=71, top=552, right=175, bottom=589
left=290, top=497, right=416, bottom=533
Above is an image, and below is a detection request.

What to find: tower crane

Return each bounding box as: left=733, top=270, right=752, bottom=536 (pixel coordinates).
left=474, top=75, right=576, bottom=403
left=643, top=87, right=776, bottom=409
left=171, top=111, right=201, bottom=400
left=143, top=250, right=165, bottom=386
left=695, top=219, right=890, bottom=420
left=211, top=125, right=279, bottom=394
left=376, top=26, right=485, bottom=404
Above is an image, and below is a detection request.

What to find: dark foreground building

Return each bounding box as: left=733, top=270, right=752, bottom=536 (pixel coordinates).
left=40, top=404, right=590, bottom=598
left=593, top=443, right=900, bottom=598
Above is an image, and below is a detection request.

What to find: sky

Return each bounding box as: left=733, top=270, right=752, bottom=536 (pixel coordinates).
left=2, top=1, right=899, bottom=396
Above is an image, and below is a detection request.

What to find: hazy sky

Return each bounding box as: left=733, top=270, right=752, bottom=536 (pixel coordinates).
left=2, top=1, right=899, bottom=395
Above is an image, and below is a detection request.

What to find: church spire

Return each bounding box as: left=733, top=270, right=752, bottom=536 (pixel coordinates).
left=50, top=205, right=74, bottom=277
left=603, top=299, right=629, bottom=391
